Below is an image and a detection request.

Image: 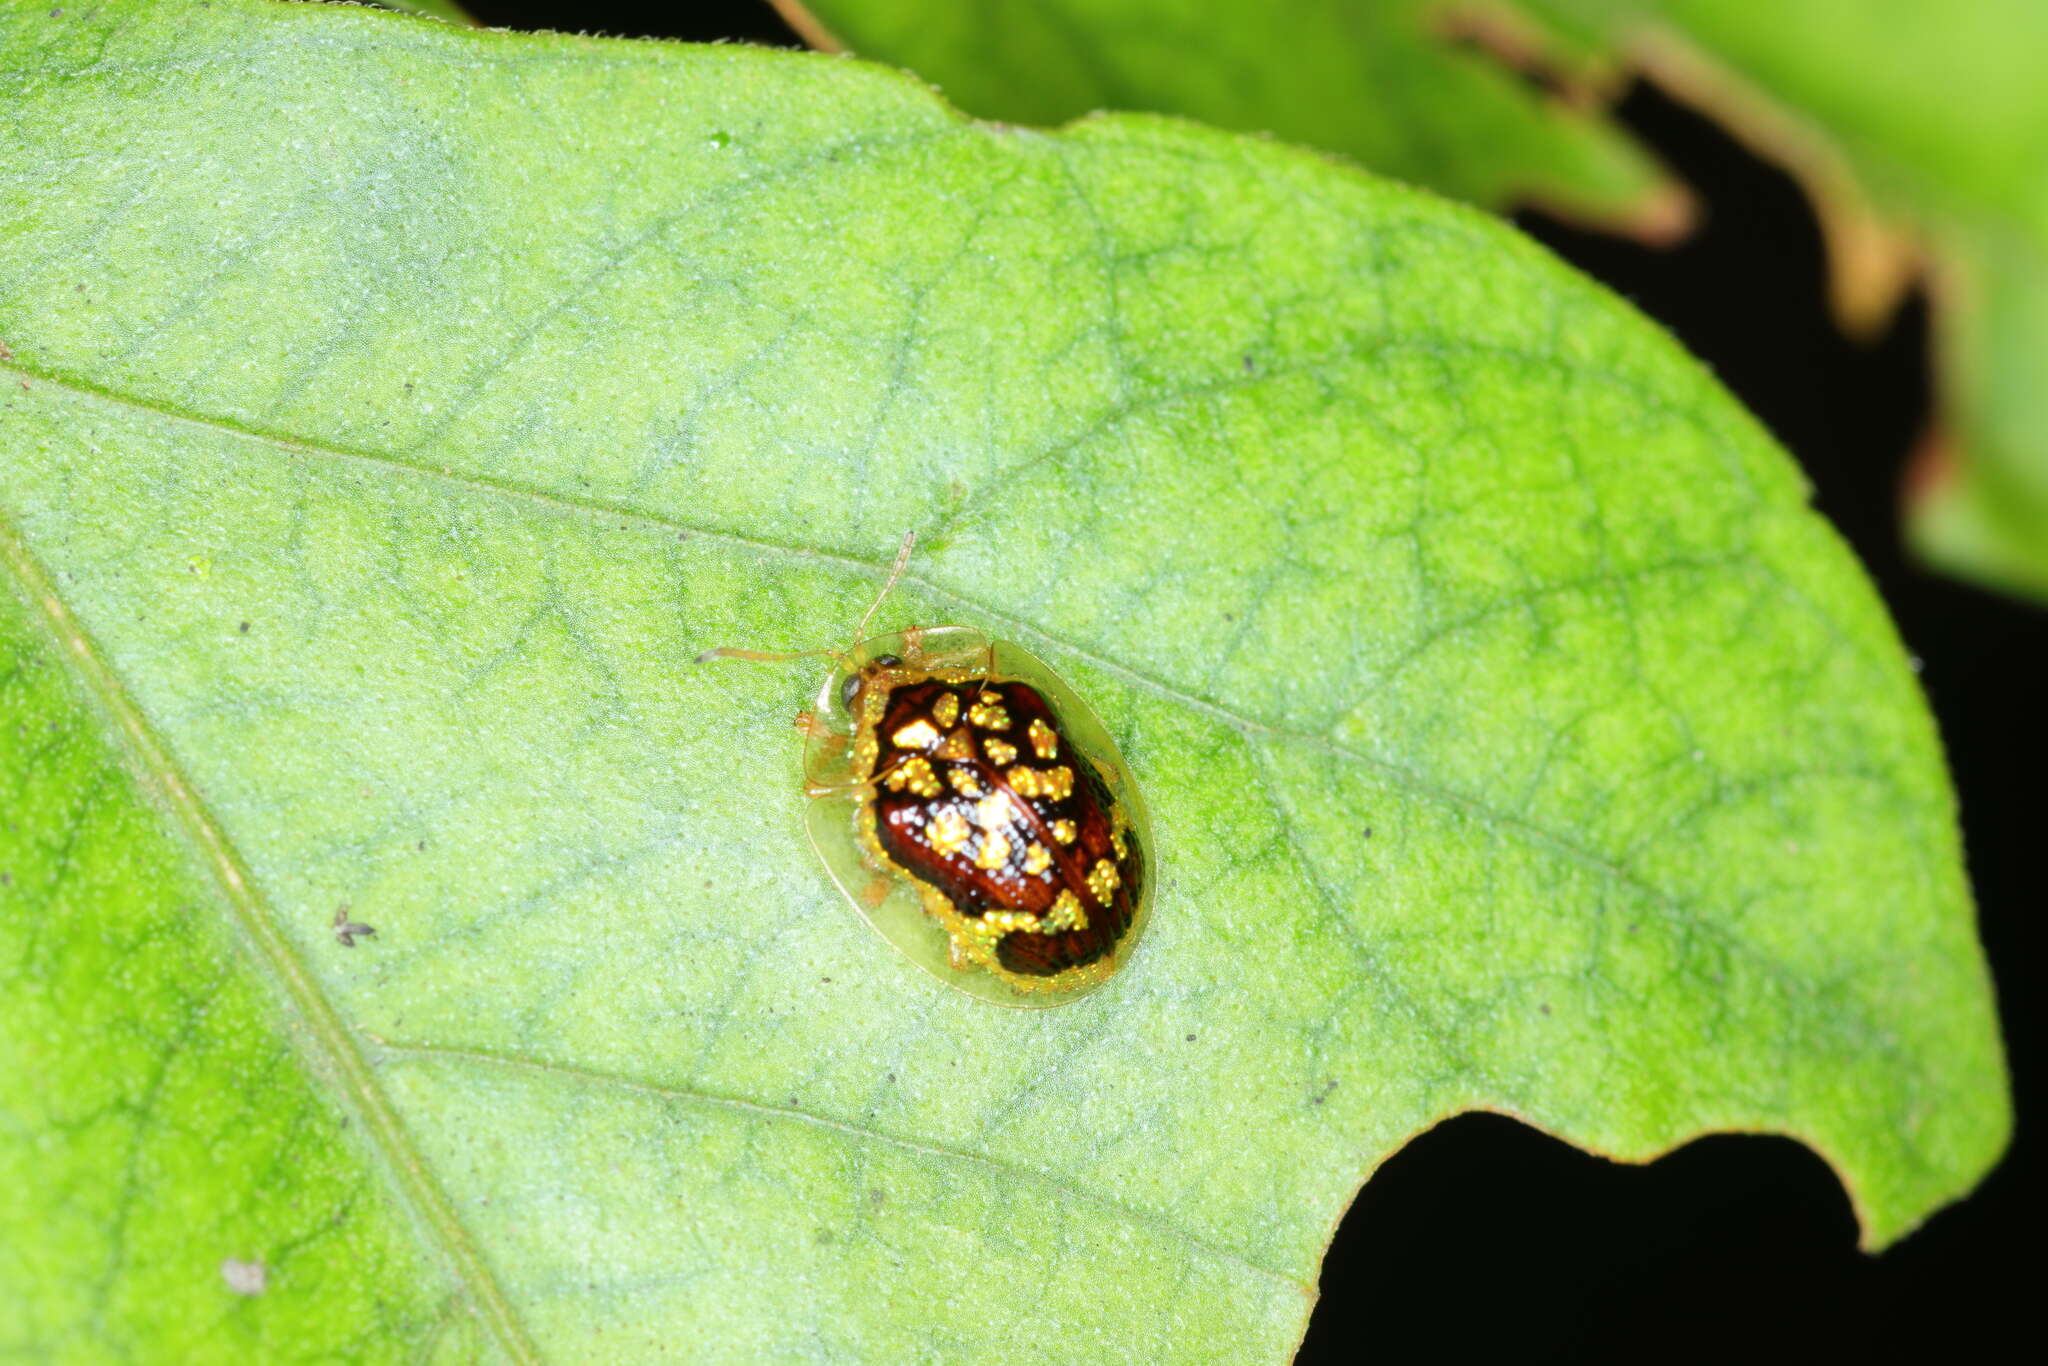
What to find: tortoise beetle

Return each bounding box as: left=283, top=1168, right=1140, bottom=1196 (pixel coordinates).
left=701, top=535, right=1152, bottom=1006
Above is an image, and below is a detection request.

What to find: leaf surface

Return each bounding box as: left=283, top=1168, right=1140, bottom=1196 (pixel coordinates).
left=789, top=0, right=1683, bottom=236
left=798, top=0, right=2048, bottom=598
left=374, top=0, right=478, bottom=26
left=0, top=1, right=2008, bottom=1361
left=1521, top=0, right=2048, bottom=598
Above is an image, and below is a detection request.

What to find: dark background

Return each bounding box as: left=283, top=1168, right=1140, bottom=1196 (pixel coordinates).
left=462, top=3, right=2038, bottom=1359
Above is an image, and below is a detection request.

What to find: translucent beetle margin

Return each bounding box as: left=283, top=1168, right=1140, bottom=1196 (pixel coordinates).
left=803, top=626, right=1153, bottom=1007
left=701, top=536, right=1154, bottom=1008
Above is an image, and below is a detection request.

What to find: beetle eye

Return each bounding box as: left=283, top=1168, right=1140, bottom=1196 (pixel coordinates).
left=841, top=655, right=901, bottom=712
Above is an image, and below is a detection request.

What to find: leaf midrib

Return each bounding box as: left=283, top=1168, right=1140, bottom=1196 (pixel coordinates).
left=4, top=355, right=1926, bottom=1020
left=0, top=503, right=542, bottom=1364
left=6, top=352, right=1936, bottom=1129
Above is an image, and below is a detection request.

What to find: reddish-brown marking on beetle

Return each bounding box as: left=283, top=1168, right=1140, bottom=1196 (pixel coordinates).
left=858, top=677, right=1143, bottom=980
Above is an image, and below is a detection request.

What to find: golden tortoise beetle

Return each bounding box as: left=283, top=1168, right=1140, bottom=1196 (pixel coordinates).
left=699, top=534, right=1152, bottom=1007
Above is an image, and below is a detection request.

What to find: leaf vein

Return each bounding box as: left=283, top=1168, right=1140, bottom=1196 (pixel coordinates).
left=0, top=511, right=543, bottom=1365
left=365, top=1037, right=1314, bottom=1295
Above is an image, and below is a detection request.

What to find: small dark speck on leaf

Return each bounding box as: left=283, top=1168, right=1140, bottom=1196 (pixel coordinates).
left=1242, top=353, right=1255, bottom=373
left=220, top=1258, right=266, bottom=1296
left=1, top=871, right=11, bottom=886
left=1361, top=826, right=1373, bottom=839
left=332, top=903, right=376, bottom=947
left=1539, top=1002, right=1552, bottom=1016
left=417, top=840, right=427, bottom=852
left=869, top=1188, right=887, bottom=1207
left=677, top=532, right=689, bottom=542
left=1185, top=1033, right=1196, bottom=1043
left=1311, top=1079, right=1338, bottom=1106
left=238, top=621, right=250, bottom=634
left=885, top=1072, right=895, bottom=1083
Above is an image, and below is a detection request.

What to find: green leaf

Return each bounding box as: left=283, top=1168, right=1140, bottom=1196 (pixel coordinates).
left=787, top=0, right=1687, bottom=237
left=369, top=0, right=478, bottom=27
left=0, top=1, right=2008, bottom=1361
left=1520, top=0, right=2048, bottom=599
left=798, top=0, right=2048, bottom=599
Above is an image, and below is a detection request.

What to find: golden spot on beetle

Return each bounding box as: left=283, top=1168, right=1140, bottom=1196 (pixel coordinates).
left=984, top=737, right=1018, bottom=766
left=946, top=767, right=982, bottom=797
left=883, top=755, right=942, bottom=798
left=1049, top=818, right=1077, bottom=845
left=1022, top=842, right=1052, bottom=875
left=928, top=807, right=971, bottom=857
left=1045, top=888, right=1086, bottom=932
left=1011, top=765, right=1073, bottom=801
left=978, top=907, right=1042, bottom=937
left=1111, top=828, right=1128, bottom=860
left=967, top=698, right=1010, bottom=731
left=936, top=727, right=975, bottom=761
left=975, top=830, right=1012, bottom=871
left=974, top=793, right=1011, bottom=830
left=1028, top=717, right=1058, bottom=760
left=932, top=691, right=960, bottom=729
left=1087, top=857, right=1121, bottom=904
left=891, top=718, right=941, bottom=750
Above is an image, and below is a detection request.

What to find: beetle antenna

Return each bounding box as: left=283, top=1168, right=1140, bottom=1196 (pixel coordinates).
left=852, top=530, right=916, bottom=644
left=697, top=531, right=916, bottom=667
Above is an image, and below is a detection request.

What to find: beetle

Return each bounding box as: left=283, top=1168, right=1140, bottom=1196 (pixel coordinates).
left=700, top=534, right=1152, bottom=1006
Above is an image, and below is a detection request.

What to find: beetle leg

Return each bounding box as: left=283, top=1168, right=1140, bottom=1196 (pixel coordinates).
left=899, top=624, right=927, bottom=667
left=796, top=713, right=849, bottom=757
